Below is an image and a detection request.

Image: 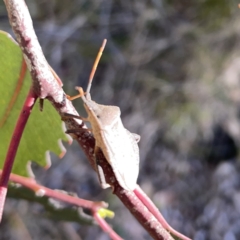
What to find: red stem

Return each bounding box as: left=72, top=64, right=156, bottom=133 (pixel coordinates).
left=93, top=212, right=123, bottom=240
left=0, top=170, right=120, bottom=240
left=2, top=1, right=191, bottom=239
left=1, top=170, right=107, bottom=210
left=134, top=186, right=191, bottom=240
left=0, top=87, right=37, bottom=221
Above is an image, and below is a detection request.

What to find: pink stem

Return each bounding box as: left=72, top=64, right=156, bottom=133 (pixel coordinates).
left=0, top=87, right=37, bottom=221
left=93, top=212, right=123, bottom=240
left=0, top=170, right=118, bottom=239
left=134, top=185, right=191, bottom=240
left=1, top=170, right=107, bottom=210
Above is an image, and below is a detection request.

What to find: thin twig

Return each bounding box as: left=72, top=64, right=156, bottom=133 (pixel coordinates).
left=135, top=186, right=191, bottom=240
left=96, top=150, right=174, bottom=240
left=0, top=87, right=37, bottom=221
left=1, top=170, right=123, bottom=240
left=93, top=212, right=123, bottom=240
left=2, top=1, right=190, bottom=239
left=0, top=170, right=107, bottom=211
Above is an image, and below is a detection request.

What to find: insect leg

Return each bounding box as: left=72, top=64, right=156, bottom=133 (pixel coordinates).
left=66, top=86, right=85, bottom=101
left=94, top=146, right=110, bottom=189
left=66, top=128, right=92, bottom=134
left=39, top=99, right=44, bottom=112
left=61, top=113, right=92, bottom=133
left=61, top=112, right=89, bottom=122
left=132, top=133, right=141, bottom=143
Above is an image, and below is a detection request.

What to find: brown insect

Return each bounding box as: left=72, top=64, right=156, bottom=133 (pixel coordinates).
left=66, top=40, right=140, bottom=191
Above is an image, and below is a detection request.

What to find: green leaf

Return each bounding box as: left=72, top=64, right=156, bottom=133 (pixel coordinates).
left=0, top=31, right=69, bottom=176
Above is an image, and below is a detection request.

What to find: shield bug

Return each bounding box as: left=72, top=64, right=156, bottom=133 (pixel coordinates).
left=66, top=39, right=140, bottom=191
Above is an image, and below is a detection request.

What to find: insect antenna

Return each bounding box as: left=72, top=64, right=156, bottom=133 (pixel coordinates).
left=67, top=39, right=107, bottom=101
left=86, top=39, right=107, bottom=97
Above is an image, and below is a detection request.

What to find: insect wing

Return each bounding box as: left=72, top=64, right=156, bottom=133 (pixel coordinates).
left=100, top=120, right=139, bottom=190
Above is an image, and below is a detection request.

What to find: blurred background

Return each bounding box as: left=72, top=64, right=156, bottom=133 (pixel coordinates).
left=1, top=0, right=240, bottom=239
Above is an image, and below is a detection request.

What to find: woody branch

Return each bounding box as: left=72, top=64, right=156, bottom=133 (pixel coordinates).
left=3, top=0, right=175, bottom=239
